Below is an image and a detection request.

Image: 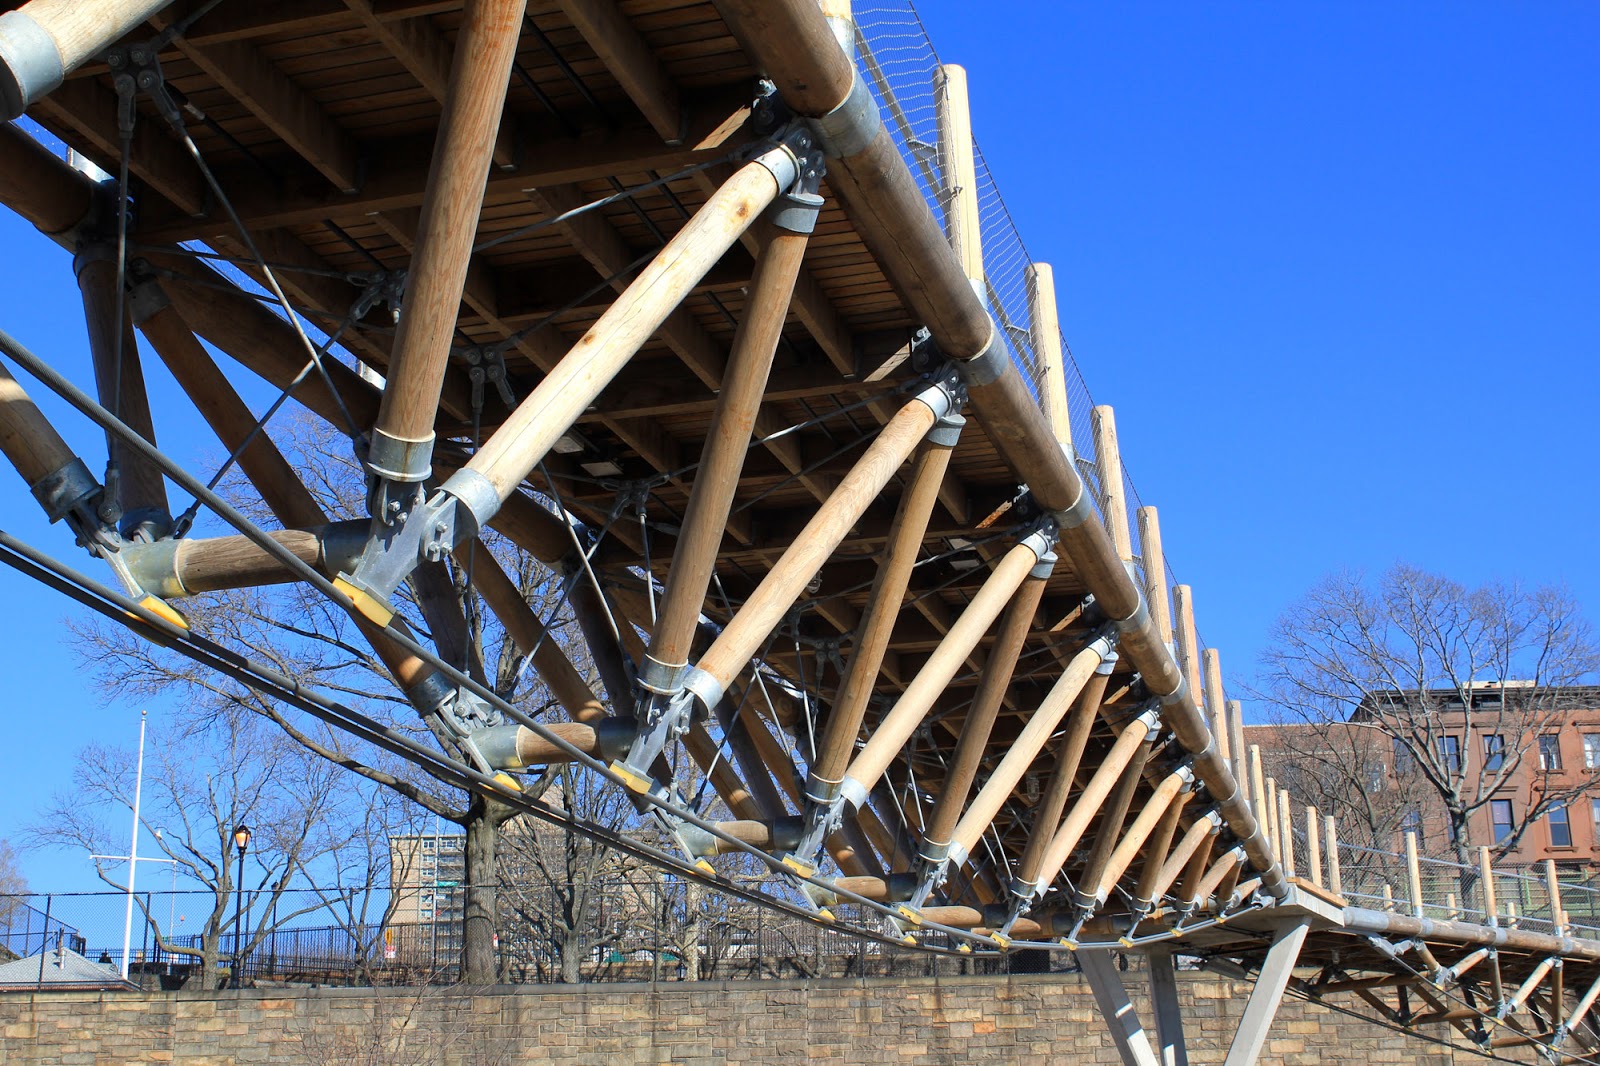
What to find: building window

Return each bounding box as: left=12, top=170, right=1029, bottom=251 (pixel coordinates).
left=1585, top=735, right=1600, bottom=770
left=1491, top=800, right=1515, bottom=845
left=1399, top=807, right=1423, bottom=838
left=1591, top=798, right=1600, bottom=841
left=1438, top=735, right=1462, bottom=774
left=1549, top=802, right=1573, bottom=848
left=1364, top=762, right=1385, bottom=792
left=1484, top=734, right=1506, bottom=773
left=1539, top=734, right=1563, bottom=772
left=1393, top=736, right=1413, bottom=773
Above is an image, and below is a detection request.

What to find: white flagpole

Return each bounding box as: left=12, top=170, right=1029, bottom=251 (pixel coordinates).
left=120, top=710, right=147, bottom=979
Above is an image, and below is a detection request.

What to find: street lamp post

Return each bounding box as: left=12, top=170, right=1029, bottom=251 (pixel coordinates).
left=231, top=825, right=250, bottom=988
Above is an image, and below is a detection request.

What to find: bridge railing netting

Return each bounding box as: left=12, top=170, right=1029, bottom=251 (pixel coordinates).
left=855, top=2, right=1193, bottom=650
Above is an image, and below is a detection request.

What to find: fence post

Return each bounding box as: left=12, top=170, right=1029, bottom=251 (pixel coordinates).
left=651, top=876, right=661, bottom=988
left=1325, top=816, right=1341, bottom=897
left=36, top=894, right=51, bottom=990
left=1404, top=832, right=1424, bottom=918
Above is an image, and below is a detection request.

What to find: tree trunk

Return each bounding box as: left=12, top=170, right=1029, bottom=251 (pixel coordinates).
left=683, top=880, right=701, bottom=982
left=460, top=797, right=506, bottom=983
left=559, top=927, right=583, bottom=984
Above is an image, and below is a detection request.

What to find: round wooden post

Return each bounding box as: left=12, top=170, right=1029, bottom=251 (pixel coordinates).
left=845, top=538, right=1046, bottom=795
left=1171, top=584, right=1204, bottom=716
left=693, top=391, right=943, bottom=693
left=466, top=150, right=802, bottom=502
left=921, top=575, right=1048, bottom=851
left=1089, top=405, right=1132, bottom=562
left=646, top=224, right=812, bottom=685
left=369, top=0, right=529, bottom=475
left=1263, top=776, right=1279, bottom=858
left=1226, top=699, right=1247, bottom=804
left=935, top=63, right=983, bottom=282
left=1136, top=506, right=1172, bottom=647
left=811, top=439, right=955, bottom=795
left=1249, top=744, right=1267, bottom=828
left=1305, top=805, right=1322, bottom=888
left=1026, top=263, right=1070, bottom=446
left=1202, top=648, right=1230, bottom=770
left=1405, top=831, right=1425, bottom=918
left=1325, top=814, right=1342, bottom=896
left=1277, top=786, right=1296, bottom=877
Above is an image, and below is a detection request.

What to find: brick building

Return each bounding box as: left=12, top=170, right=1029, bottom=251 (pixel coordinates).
left=1247, top=683, right=1600, bottom=867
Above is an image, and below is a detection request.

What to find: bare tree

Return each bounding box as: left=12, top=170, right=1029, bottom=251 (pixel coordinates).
left=496, top=765, right=638, bottom=983
left=0, top=840, right=24, bottom=897
left=1259, top=564, right=1600, bottom=867
left=0, top=839, right=26, bottom=935
left=63, top=411, right=615, bottom=983
left=27, top=714, right=367, bottom=979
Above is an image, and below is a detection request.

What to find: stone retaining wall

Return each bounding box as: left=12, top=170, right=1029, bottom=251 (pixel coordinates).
left=0, top=972, right=1470, bottom=1064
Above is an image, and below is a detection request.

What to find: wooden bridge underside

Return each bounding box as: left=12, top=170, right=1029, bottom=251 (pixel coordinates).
left=2, top=0, right=1599, bottom=1059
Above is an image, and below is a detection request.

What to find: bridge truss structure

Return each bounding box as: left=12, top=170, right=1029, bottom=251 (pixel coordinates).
left=0, top=0, right=1596, bottom=1061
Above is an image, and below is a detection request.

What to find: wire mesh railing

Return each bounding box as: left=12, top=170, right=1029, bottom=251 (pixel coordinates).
left=854, top=2, right=1194, bottom=648
left=1295, top=836, right=1600, bottom=939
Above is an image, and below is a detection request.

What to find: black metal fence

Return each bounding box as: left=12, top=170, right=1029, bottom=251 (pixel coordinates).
left=0, top=881, right=1044, bottom=991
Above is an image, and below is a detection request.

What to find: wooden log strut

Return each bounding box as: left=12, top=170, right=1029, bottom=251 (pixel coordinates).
left=949, top=636, right=1119, bottom=866
left=334, top=138, right=817, bottom=624
left=1146, top=812, right=1220, bottom=908
left=1071, top=733, right=1156, bottom=914
left=462, top=140, right=811, bottom=504
left=919, top=575, right=1049, bottom=854
left=1020, top=706, right=1157, bottom=899
left=643, top=208, right=819, bottom=694
left=366, top=0, right=529, bottom=484
left=689, top=382, right=957, bottom=699
left=1092, top=766, right=1194, bottom=906
left=0, top=358, right=80, bottom=496
left=809, top=437, right=957, bottom=803
left=1011, top=667, right=1113, bottom=892
left=1131, top=791, right=1192, bottom=912
left=842, top=531, right=1054, bottom=800
left=0, top=0, right=175, bottom=117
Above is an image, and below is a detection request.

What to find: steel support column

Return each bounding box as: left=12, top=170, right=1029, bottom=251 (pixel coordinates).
left=1149, top=946, right=1191, bottom=1066
left=1223, top=918, right=1311, bottom=1066
left=1080, top=948, right=1162, bottom=1066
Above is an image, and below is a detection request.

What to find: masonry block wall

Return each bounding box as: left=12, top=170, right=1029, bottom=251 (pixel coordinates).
left=0, top=972, right=1477, bottom=1065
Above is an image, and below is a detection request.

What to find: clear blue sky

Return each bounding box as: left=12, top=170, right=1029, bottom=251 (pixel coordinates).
left=1, top=1, right=1595, bottom=892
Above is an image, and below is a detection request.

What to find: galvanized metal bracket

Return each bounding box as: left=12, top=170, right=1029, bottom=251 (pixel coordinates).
left=334, top=467, right=498, bottom=626
left=810, top=70, right=878, bottom=159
